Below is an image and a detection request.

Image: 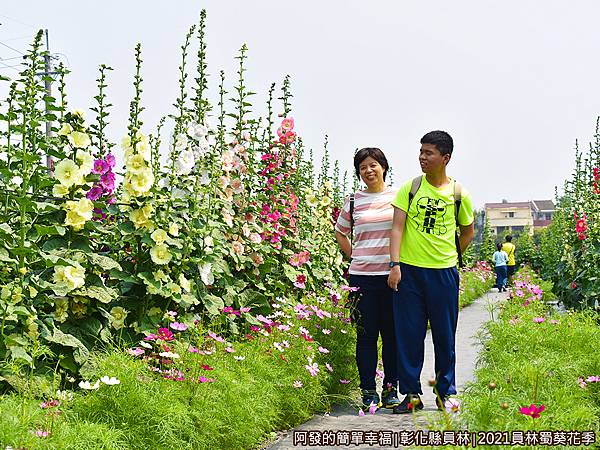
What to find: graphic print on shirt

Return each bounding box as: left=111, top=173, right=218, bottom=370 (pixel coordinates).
left=412, top=196, right=447, bottom=235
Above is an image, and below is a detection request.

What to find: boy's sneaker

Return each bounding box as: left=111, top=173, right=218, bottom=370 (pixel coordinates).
left=392, top=393, right=423, bottom=414
left=435, top=396, right=448, bottom=411
left=361, top=389, right=381, bottom=411
left=381, top=387, right=401, bottom=408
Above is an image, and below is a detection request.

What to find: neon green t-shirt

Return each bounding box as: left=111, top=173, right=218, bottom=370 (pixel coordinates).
left=502, top=242, right=516, bottom=266
left=391, top=176, right=474, bottom=269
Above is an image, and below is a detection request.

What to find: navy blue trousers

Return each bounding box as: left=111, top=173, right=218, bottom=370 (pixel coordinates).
left=495, top=265, right=507, bottom=289
left=392, top=263, right=459, bottom=398
left=349, top=275, right=399, bottom=391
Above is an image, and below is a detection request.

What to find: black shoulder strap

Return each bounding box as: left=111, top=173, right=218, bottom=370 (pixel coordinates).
left=454, top=180, right=464, bottom=268
left=349, top=193, right=355, bottom=244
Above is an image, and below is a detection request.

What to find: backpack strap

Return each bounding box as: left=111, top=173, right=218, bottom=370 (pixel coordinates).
left=453, top=180, right=464, bottom=268
left=407, top=176, right=422, bottom=211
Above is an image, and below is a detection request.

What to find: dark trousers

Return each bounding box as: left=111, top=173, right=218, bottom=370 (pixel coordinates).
left=495, top=265, right=508, bottom=289
left=349, top=274, right=399, bottom=391
left=507, top=264, right=516, bottom=281
left=392, top=263, right=459, bottom=398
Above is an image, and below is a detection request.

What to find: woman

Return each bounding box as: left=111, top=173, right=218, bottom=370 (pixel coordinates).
left=334, top=147, right=400, bottom=411
left=492, top=242, right=509, bottom=292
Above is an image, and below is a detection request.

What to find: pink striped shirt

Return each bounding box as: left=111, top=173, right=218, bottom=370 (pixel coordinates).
left=335, top=187, right=395, bottom=275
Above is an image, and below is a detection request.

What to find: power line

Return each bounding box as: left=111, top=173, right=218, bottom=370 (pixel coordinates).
left=0, top=40, right=24, bottom=55
left=0, top=13, right=37, bottom=29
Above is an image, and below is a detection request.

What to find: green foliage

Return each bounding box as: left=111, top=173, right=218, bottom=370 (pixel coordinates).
left=478, top=218, right=496, bottom=263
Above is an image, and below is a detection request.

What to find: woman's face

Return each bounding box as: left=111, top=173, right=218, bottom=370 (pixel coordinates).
left=358, top=156, right=385, bottom=186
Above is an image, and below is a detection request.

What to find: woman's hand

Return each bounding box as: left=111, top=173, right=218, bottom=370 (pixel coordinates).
left=388, top=265, right=401, bottom=291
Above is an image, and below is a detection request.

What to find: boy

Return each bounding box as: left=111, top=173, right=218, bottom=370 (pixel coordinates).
left=387, top=130, right=474, bottom=413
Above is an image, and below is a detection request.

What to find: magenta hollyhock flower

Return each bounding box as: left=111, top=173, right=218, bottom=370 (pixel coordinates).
left=86, top=184, right=104, bottom=201
left=105, top=153, right=116, bottom=168
left=169, top=322, right=188, bottom=331
left=100, top=172, right=115, bottom=191
left=519, top=404, right=545, bottom=418
left=157, top=328, right=175, bottom=341
left=532, top=317, right=545, bottom=323
left=92, top=159, right=109, bottom=175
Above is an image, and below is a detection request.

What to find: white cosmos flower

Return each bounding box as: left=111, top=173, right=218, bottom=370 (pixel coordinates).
left=159, top=351, right=180, bottom=359
left=100, top=376, right=120, bottom=386
left=175, top=150, right=195, bottom=175
left=139, top=340, right=152, bottom=349
left=79, top=380, right=100, bottom=390
left=200, top=262, right=214, bottom=285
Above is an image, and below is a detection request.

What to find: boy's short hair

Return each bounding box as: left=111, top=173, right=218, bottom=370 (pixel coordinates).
left=421, top=130, right=454, bottom=156
left=354, top=147, right=389, bottom=180
left=497, top=242, right=503, bottom=251
left=505, top=235, right=513, bottom=242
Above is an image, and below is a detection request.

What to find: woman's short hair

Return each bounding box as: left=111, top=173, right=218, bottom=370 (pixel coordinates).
left=354, top=147, right=389, bottom=180
left=497, top=242, right=503, bottom=251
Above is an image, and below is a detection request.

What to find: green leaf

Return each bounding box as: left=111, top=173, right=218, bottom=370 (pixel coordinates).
left=8, top=346, right=33, bottom=366
left=203, top=294, right=224, bottom=316
left=46, top=326, right=90, bottom=364
left=34, top=224, right=66, bottom=237
left=0, top=247, right=16, bottom=263
left=88, top=253, right=122, bottom=271
left=73, top=285, right=117, bottom=304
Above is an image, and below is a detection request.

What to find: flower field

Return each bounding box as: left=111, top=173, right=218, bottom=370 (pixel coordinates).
left=0, top=10, right=500, bottom=449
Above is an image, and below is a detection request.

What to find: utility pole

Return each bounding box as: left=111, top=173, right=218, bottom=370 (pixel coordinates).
left=44, top=29, right=53, bottom=171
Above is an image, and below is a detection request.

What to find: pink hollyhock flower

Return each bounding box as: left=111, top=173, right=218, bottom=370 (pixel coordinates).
left=100, top=172, right=115, bottom=191
left=105, top=153, right=116, bottom=168
left=169, top=322, right=188, bottom=331
left=208, top=331, right=226, bottom=343
left=533, top=317, right=545, bottom=323
left=340, top=379, right=350, bottom=384
left=281, top=117, right=294, bottom=131
left=86, top=184, right=104, bottom=201
left=519, top=404, right=545, bottom=418
left=289, top=254, right=302, bottom=267
left=576, top=218, right=587, bottom=234
left=92, top=159, right=109, bottom=175
left=157, top=328, right=175, bottom=341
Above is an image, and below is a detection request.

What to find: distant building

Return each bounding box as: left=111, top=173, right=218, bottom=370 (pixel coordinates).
left=484, top=199, right=555, bottom=236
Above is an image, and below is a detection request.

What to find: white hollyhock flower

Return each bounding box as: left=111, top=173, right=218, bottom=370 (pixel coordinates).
left=200, top=263, right=214, bottom=286
left=188, top=122, right=208, bottom=139
left=199, top=170, right=210, bottom=185
left=175, top=150, right=195, bottom=175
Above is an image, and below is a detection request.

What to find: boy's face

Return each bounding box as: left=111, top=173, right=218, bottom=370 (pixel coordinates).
left=419, top=143, right=450, bottom=173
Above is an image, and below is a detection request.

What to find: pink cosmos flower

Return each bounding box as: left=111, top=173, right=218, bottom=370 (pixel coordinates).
left=188, top=346, right=199, bottom=353
left=550, top=319, right=560, bottom=325
left=578, top=377, right=587, bottom=388
left=519, top=404, right=545, bottom=418
left=533, top=317, right=545, bottom=323
left=326, top=363, right=333, bottom=373
left=208, top=331, right=226, bottom=343
left=40, top=399, right=59, bottom=409
left=169, top=322, right=188, bottom=331
left=240, top=307, right=251, bottom=313
left=305, top=362, right=319, bottom=377
left=35, top=430, right=50, bottom=437
left=92, top=159, right=109, bottom=175
left=340, top=379, right=350, bottom=384
left=586, top=375, right=600, bottom=383
left=376, top=369, right=385, bottom=379
left=358, top=409, right=365, bottom=417
left=224, top=346, right=235, bottom=353
left=368, top=402, right=378, bottom=415
left=318, top=346, right=329, bottom=354
left=201, top=364, right=214, bottom=371
left=322, top=329, right=331, bottom=335
left=445, top=398, right=461, bottom=414
left=157, top=328, right=175, bottom=341
left=127, top=347, right=145, bottom=356
left=293, top=380, right=303, bottom=388
left=198, top=376, right=215, bottom=383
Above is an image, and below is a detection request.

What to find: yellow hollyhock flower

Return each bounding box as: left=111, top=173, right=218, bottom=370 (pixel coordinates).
left=129, top=208, right=153, bottom=230
left=64, top=198, right=93, bottom=230
left=169, top=223, right=179, bottom=236
left=58, top=123, right=73, bottom=136
left=52, top=183, right=69, bottom=197
left=76, top=150, right=94, bottom=174
left=320, top=196, right=332, bottom=207
left=179, top=273, right=191, bottom=292
left=306, top=194, right=319, bottom=207
left=150, top=244, right=172, bottom=265
left=65, top=210, right=87, bottom=230
left=125, top=153, right=148, bottom=174
left=151, top=229, right=168, bottom=245
left=55, top=159, right=83, bottom=187
left=109, top=306, right=128, bottom=330
left=53, top=265, right=85, bottom=291
left=72, top=109, right=86, bottom=120
left=68, top=131, right=91, bottom=149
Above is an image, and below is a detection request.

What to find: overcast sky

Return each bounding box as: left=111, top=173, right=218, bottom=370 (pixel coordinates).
left=2, top=1, right=600, bottom=208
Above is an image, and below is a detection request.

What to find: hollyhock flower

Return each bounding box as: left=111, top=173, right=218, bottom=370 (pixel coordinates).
left=533, top=317, right=545, bottom=323
left=519, top=404, right=545, bottom=418
left=100, top=376, right=120, bottom=385
left=293, top=380, right=303, bottom=388
left=86, top=184, right=104, bottom=201
left=100, top=172, right=115, bottom=191
left=127, top=347, right=145, bottom=356
left=281, top=117, right=294, bottom=131
left=92, top=159, right=109, bottom=175
left=105, top=153, right=116, bottom=168
left=294, top=274, right=307, bottom=289
left=170, top=322, right=188, bottom=331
